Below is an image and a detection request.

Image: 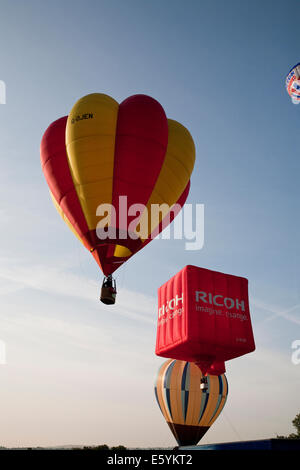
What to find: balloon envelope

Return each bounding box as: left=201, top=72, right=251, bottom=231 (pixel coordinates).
left=40, top=94, right=195, bottom=276
left=154, top=359, right=228, bottom=446
left=286, top=63, right=300, bottom=104
left=155, top=265, right=255, bottom=374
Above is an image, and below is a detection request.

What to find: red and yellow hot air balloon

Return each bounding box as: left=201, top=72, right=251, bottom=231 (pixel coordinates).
left=155, top=359, right=228, bottom=446
left=40, top=94, right=195, bottom=303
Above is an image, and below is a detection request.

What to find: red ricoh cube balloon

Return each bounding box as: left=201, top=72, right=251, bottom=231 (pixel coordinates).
left=155, top=265, right=255, bottom=373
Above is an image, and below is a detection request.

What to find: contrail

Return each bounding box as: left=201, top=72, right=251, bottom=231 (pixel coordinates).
left=251, top=298, right=300, bottom=326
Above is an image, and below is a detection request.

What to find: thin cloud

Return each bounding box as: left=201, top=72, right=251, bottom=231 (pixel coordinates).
left=0, top=256, right=156, bottom=325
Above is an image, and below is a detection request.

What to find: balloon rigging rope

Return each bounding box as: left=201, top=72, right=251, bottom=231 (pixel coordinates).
left=75, top=239, right=128, bottom=292
left=223, top=410, right=243, bottom=441
left=113, top=262, right=127, bottom=292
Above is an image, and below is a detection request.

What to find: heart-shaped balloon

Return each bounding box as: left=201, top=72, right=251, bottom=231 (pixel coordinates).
left=40, top=93, right=195, bottom=276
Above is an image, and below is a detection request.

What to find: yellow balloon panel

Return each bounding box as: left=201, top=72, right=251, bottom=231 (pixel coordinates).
left=199, top=375, right=220, bottom=426
left=136, top=119, right=195, bottom=240
left=113, top=245, right=132, bottom=258
left=169, top=361, right=186, bottom=425
left=184, top=363, right=203, bottom=426
left=66, top=93, right=119, bottom=230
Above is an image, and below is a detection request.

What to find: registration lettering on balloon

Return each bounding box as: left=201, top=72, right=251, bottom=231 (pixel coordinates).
left=71, top=113, right=94, bottom=124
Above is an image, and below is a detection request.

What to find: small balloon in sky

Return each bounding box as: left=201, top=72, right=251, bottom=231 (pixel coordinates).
left=286, top=63, right=300, bottom=104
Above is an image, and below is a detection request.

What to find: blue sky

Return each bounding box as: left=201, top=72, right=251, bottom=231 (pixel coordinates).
left=0, top=0, right=299, bottom=447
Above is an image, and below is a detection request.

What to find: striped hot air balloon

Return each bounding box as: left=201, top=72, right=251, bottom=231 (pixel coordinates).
left=40, top=94, right=195, bottom=284
left=154, top=359, right=228, bottom=446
